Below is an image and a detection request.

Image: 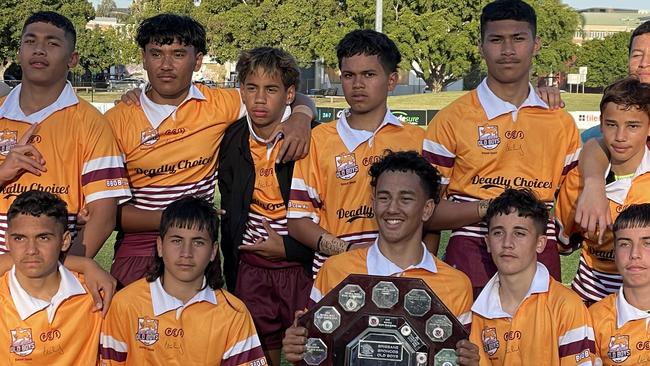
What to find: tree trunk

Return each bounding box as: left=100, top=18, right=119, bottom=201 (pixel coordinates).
left=427, top=78, right=444, bottom=93
left=0, top=60, right=11, bottom=80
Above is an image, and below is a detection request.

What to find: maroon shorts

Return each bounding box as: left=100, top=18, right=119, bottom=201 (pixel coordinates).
left=444, top=235, right=561, bottom=290
left=110, top=232, right=158, bottom=289
left=235, top=254, right=313, bottom=350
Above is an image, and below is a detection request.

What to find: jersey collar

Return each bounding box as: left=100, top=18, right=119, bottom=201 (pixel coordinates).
left=0, top=81, right=78, bottom=124
left=150, top=277, right=217, bottom=319
left=247, top=106, right=291, bottom=160
left=9, top=263, right=86, bottom=323
left=616, top=286, right=650, bottom=328
left=366, top=239, right=437, bottom=276
left=472, top=262, right=550, bottom=319
left=140, top=83, right=207, bottom=129
left=606, top=146, right=650, bottom=205
left=476, top=78, right=548, bottom=121
left=336, top=108, right=403, bottom=152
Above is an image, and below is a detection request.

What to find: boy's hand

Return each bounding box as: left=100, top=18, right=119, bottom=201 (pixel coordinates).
left=456, top=339, right=480, bottom=366
left=267, top=113, right=310, bottom=163
left=83, top=260, right=117, bottom=318
left=238, top=219, right=286, bottom=261
left=535, top=86, right=565, bottom=110
left=575, top=178, right=612, bottom=244
left=119, top=88, right=142, bottom=106
left=283, top=310, right=308, bottom=363
left=0, top=123, right=46, bottom=184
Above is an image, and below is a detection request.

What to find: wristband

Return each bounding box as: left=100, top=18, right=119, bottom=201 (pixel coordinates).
left=316, top=233, right=324, bottom=253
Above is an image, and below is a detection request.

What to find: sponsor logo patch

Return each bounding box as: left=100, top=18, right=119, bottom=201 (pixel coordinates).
left=477, top=124, right=500, bottom=150
left=481, top=327, right=500, bottom=356
left=608, top=334, right=631, bottom=363
left=136, top=317, right=160, bottom=346
left=10, top=327, right=36, bottom=356
left=0, top=130, right=17, bottom=156
left=335, top=152, right=359, bottom=180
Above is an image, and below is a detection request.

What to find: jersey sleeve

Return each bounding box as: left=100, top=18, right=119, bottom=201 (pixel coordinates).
left=556, top=296, right=597, bottom=365
left=209, top=88, right=246, bottom=123
left=221, top=304, right=267, bottom=366
left=422, top=112, right=457, bottom=185
left=80, top=111, right=131, bottom=205
left=287, top=139, right=323, bottom=223
left=554, top=168, right=583, bottom=253
left=561, top=115, right=581, bottom=180
left=99, top=301, right=130, bottom=366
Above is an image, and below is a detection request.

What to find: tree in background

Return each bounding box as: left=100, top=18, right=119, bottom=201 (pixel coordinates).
left=0, top=0, right=94, bottom=77
left=531, top=0, right=579, bottom=79
left=77, top=26, right=140, bottom=74
left=575, top=31, right=629, bottom=88
left=96, top=0, right=118, bottom=17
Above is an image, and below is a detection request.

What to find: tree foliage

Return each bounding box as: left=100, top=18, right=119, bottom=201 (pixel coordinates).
left=96, top=0, right=117, bottom=17
left=0, top=0, right=94, bottom=76
left=575, top=31, right=629, bottom=88
left=76, top=26, right=140, bottom=73
left=530, top=0, right=579, bottom=76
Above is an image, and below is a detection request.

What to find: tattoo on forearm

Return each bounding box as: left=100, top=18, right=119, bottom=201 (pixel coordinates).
left=317, top=233, right=349, bottom=255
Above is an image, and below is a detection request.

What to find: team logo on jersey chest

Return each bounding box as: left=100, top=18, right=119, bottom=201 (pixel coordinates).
left=477, top=124, right=501, bottom=150
left=481, top=327, right=500, bottom=356
left=335, top=152, right=359, bottom=180
left=141, top=127, right=160, bottom=146
left=608, top=334, right=631, bottom=363
left=136, top=316, right=160, bottom=346
left=0, top=130, right=17, bottom=156
left=9, top=327, right=36, bottom=356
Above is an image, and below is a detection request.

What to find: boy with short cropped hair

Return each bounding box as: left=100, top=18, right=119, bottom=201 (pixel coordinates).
left=100, top=196, right=266, bottom=366
left=472, top=188, right=596, bottom=365
left=283, top=151, right=479, bottom=366
left=556, top=77, right=650, bottom=304
left=0, top=190, right=102, bottom=365
left=423, top=0, right=581, bottom=298
left=589, top=204, right=650, bottom=365
left=218, top=47, right=314, bottom=366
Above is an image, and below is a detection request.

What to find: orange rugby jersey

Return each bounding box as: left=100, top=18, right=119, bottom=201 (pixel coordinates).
left=288, top=111, right=424, bottom=274
left=0, top=266, right=102, bottom=365
left=555, top=149, right=650, bottom=303
left=311, top=241, right=473, bottom=326
left=589, top=288, right=650, bottom=366
left=242, top=136, right=288, bottom=246
left=107, top=84, right=243, bottom=212
left=100, top=278, right=266, bottom=366
left=470, top=263, right=596, bottom=366
left=0, top=83, right=130, bottom=252
left=423, top=81, right=580, bottom=241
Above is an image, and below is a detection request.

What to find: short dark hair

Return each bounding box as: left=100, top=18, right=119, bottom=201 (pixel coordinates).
left=629, top=20, right=650, bottom=54
left=369, top=150, right=441, bottom=203
left=146, top=196, right=223, bottom=289
left=336, top=29, right=401, bottom=73
left=599, top=76, right=650, bottom=119
left=7, top=190, right=69, bottom=233
left=136, top=13, right=207, bottom=55
left=485, top=188, right=548, bottom=235
left=480, top=0, right=537, bottom=41
left=236, top=47, right=300, bottom=90
left=23, top=11, right=77, bottom=48
left=613, top=204, right=650, bottom=236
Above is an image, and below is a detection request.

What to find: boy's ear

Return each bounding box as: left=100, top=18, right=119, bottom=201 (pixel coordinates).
left=387, top=71, right=399, bottom=92
left=210, top=242, right=218, bottom=262
left=60, top=230, right=72, bottom=252
left=286, top=85, right=296, bottom=105
left=156, top=237, right=163, bottom=257
left=535, top=235, right=547, bottom=254
left=422, top=198, right=435, bottom=223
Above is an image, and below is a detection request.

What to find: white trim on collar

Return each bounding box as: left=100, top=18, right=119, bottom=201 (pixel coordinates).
left=606, top=146, right=650, bottom=205
left=248, top=106, right=292, bottom=160
left=140, top=83, right=207, bottom=129
left=150, top=277, right=217, bottom=319
left=9, top=263, right=86, bottom=323
left=335, top=108, right=403, bottom=152
left=472, top=262, right=550, bottom=319
left=366, top=239, right=437, bottom=276
left=476, top=78, right=548, bottom=121
left=0, top=82, right=79, bottom=124
left=615, top=286, right=650, bottom=329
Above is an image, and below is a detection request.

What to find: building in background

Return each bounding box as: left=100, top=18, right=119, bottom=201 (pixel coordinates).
left=573, top=7, right=650, bottom=45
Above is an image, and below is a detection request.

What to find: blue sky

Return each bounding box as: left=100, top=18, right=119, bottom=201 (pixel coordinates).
left=97, top=0, right=649, bottom=11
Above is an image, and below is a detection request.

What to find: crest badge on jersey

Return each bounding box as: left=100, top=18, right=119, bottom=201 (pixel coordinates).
left=335, top=152, right=359, bottom=180
left=0, top=130, right=18, bottom=156
left=9, top=327, right=36, bottom=356
left=477, top=124, right=501, bottom=150
left=140, top=127, right=160, bottom=146
left=480, top=327, right=500, bottom=356
left=607, top=334, right=631, bottom=363
left=136, top=316, right=160, bottom=346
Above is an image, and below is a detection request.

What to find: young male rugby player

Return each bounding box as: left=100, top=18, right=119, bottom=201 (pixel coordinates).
left=473, top=189, right=596, bottom=365
left=218, top=47, right=315, bottom=366
left=100, top=197, right=266, bottom=366
left=423, top=0, right=581, bottom=297
left=107, top=14, right=314, bottom=287
left=283, top=151, right=479, bottom=366
left=556, top=77, right=650, bottom=304
left=0, top=190, right=102, bottom=365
